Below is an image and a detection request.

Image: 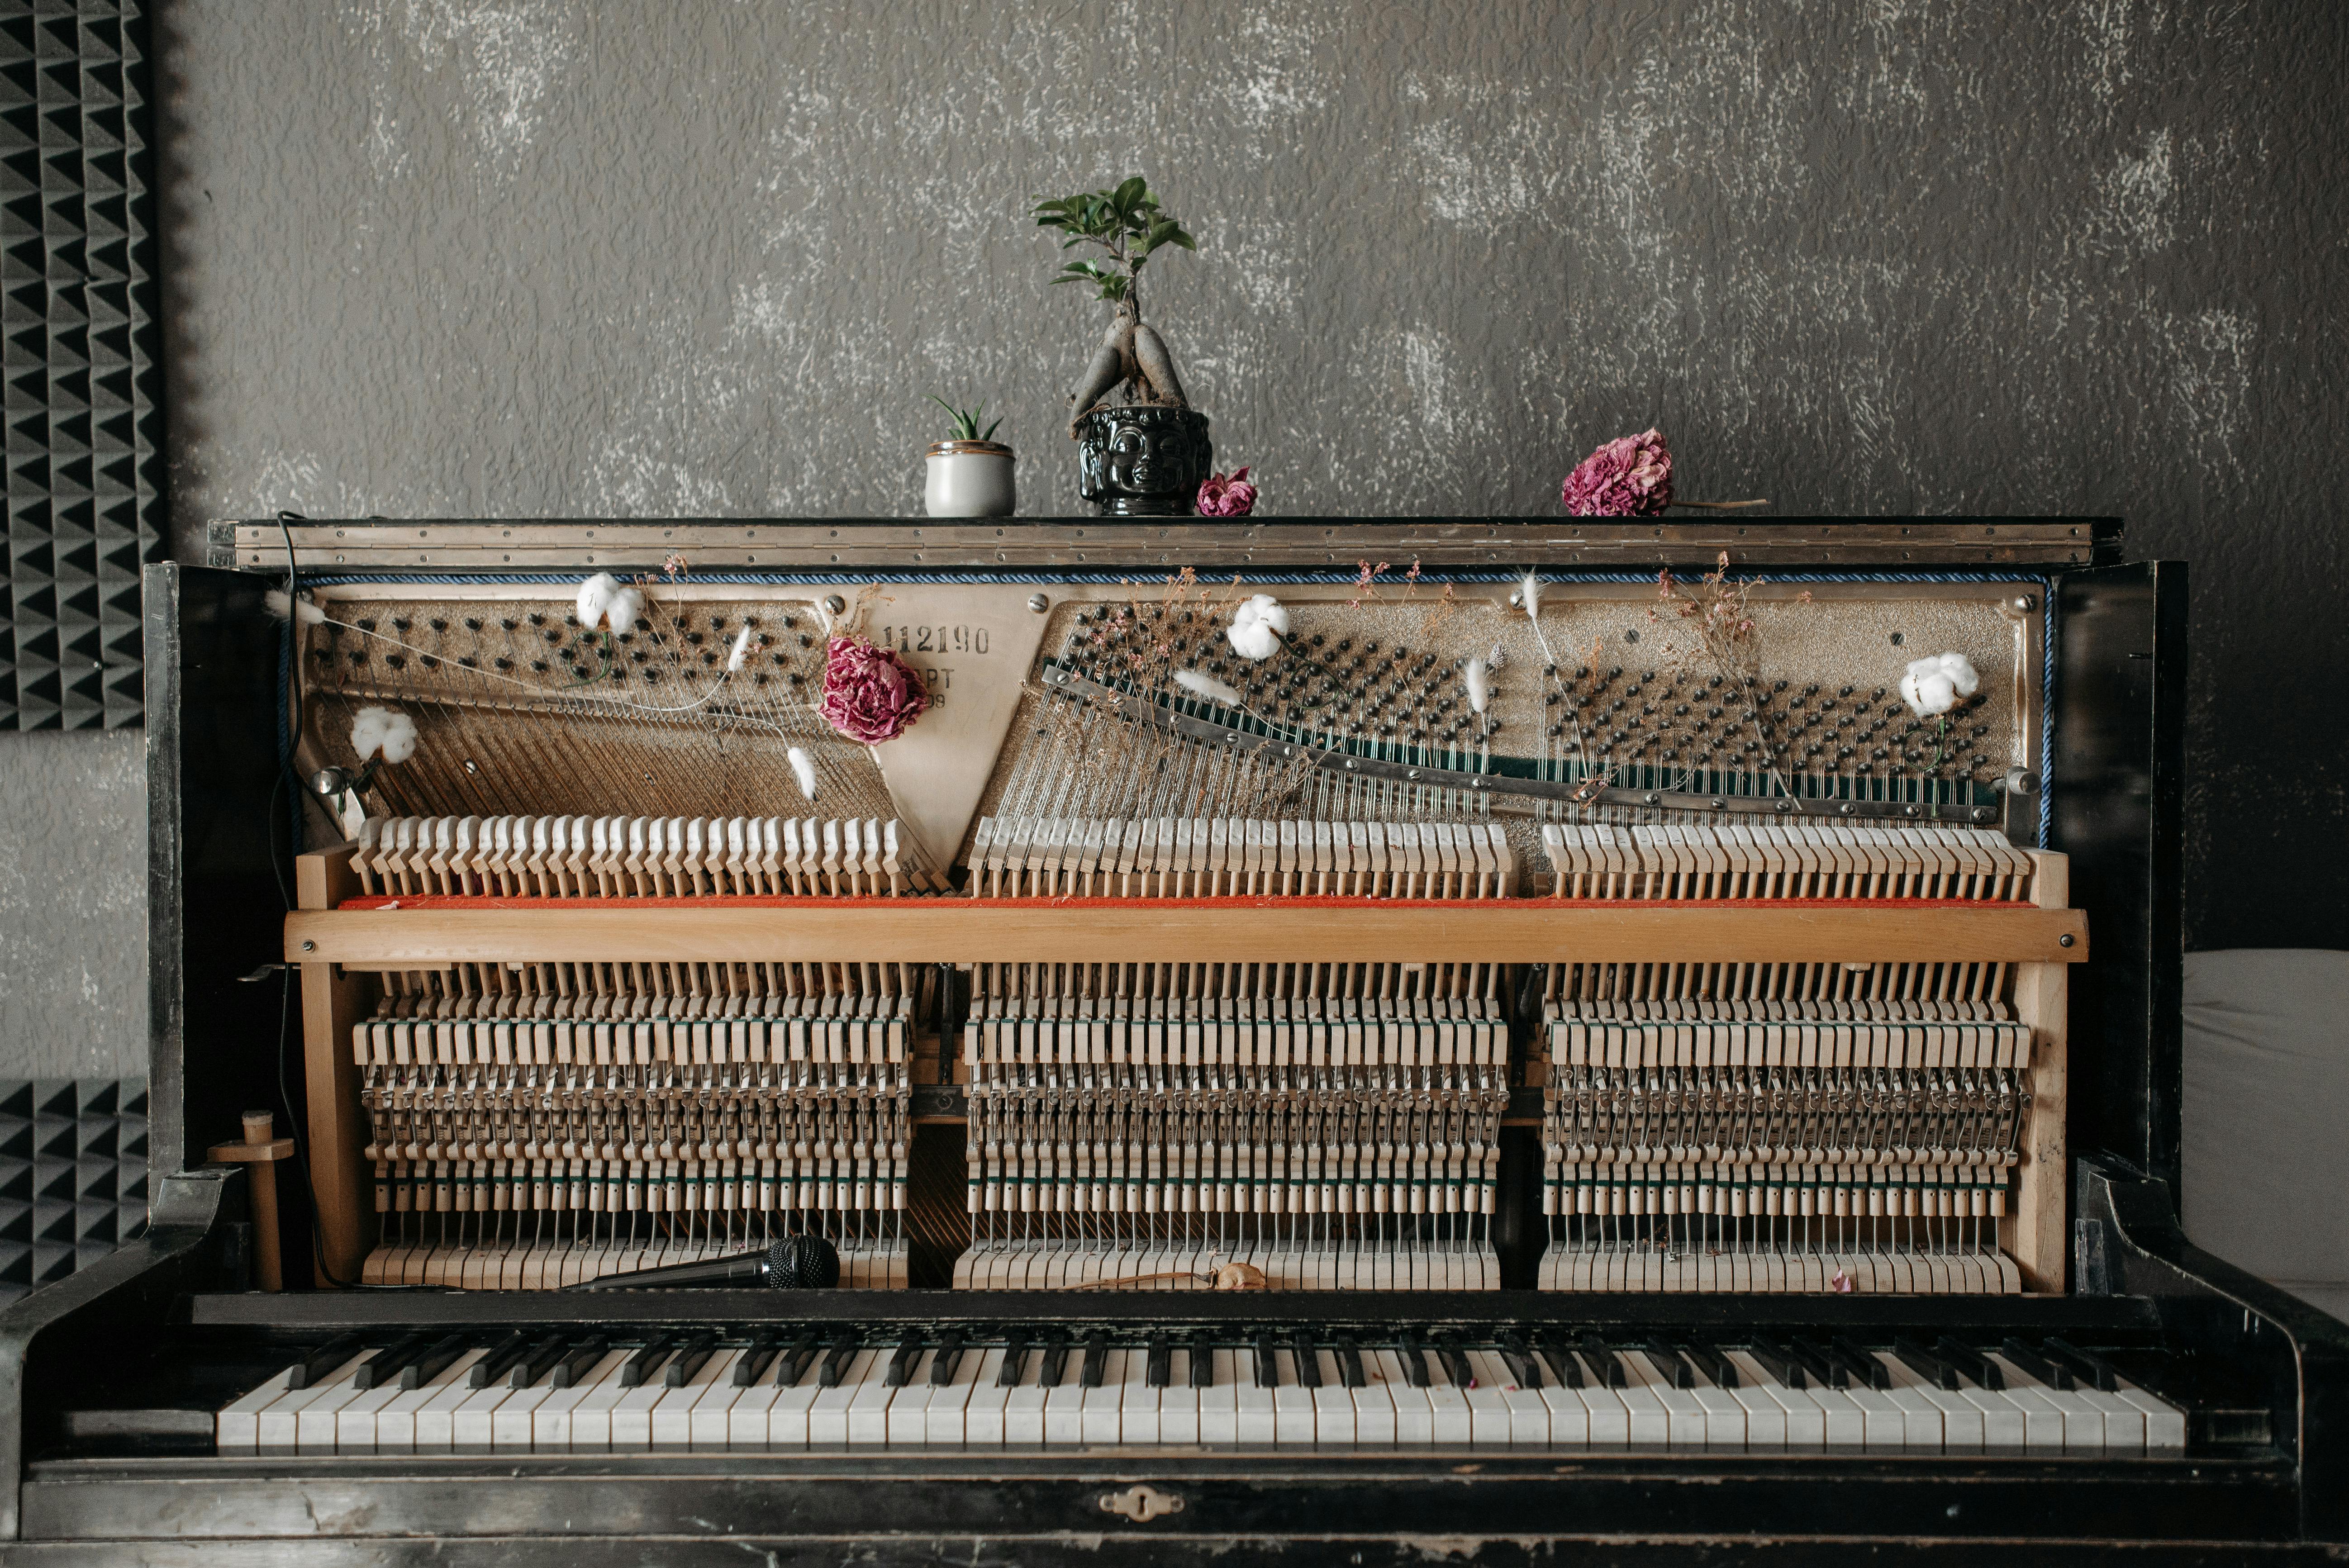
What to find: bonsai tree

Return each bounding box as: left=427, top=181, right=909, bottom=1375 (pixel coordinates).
left=1032, top=177, right=1197, bottom=435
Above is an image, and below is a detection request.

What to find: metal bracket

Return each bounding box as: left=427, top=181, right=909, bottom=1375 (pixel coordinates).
left=1099, top=1484, right=1186, bottom=1524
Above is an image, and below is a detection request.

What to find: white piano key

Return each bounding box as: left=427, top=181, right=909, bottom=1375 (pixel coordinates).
left=764, top=1355, right=827, bottom=1449
left=1081, top=1349, right=1127, bottom=1445
left=217, top=1366, right=302, bottom=1455
left=1425, top=1355, right=1474, bottom=1445
left=1043, top=1351, right=1089, bottom=1446
left=1869, top=1352, right=1964, bottom=1455
left=2116, top=1380, right=2187, bottom=1450
left=1119, top=1347, right=1162, bottom=1446
left=1234, top=1348, right=1277, bottom=1445
left=661, top=1348, right=741, bottom=1450
left=492, top=1383, right=555, bottom=1450
left=808, top=1349, right=879, bottom=1446
left=1716, top=1358, right=1785, bottom=1449
left=606, top=1371, right=670, bottom=1450
left=1683, top=1365, right=1749, bottom=1449
left=1954, top=1379, right=2027, bottom=1451
left=1610, top=1354, right=1675, bottom=1447
left=1271, top=1349, right=1316, bottom=1446
left=1347, top=1351, right=1397, bottom=1445
left=415, top=1359, right=495, bottom=1450
left=1157, top=1348, right=1200, bottom=1445
left=1721, top=1352, right=1810, bottom=1449
left=331, top=1378, right=407, bottom=1454
left=846, top=1351, right=900, bottom=1445
left=885, top=1353, right=937, bottom=1448
left=1311, top=1349, right=1355, bottom=1447
left=1575, top=1372, right=1632, bottom=1447
left=1627, top=1352, right=1709, bottom=1449
left=537, top=1350, right=628, bottom=1451
left=1373, top=1350, right=1433, bottom=1445
left=2077, top=1384, right=2147, bottom=1451
left=292, top=1362, right=388, bottom=1455
left=450, top=1375, right=516, bottom=1454
left=1003, top=1347, right=1049, bottom=1446
left=1792, top=1373, right=1869, bottom=1449
left=1469, top=1350, right=1550, bottom=1447
left=1840, top=1376, right=1909, bottom=1451
left=960, top=1349, right=1011, bottom=1448
left=564, top=1352, right=638, bottom=1451
left=1872, top=1356, right=1950, bottom=1451
left=925, top=1345, right=985, bottom=1447
left=1988, top=1354, right=2110, bottom=1451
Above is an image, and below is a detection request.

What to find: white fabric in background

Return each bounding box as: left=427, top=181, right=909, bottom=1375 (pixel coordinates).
left=2182, top=949, right=2349, bottom=1322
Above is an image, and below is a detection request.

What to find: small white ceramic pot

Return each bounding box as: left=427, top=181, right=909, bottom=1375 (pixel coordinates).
left=924, top=441, right=1017, bottom=517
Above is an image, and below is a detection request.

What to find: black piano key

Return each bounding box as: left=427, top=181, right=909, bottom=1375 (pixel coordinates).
left=663, top=1330, right=720, bottom=1388
left=1891, top=1336, right=1960, bottom=1391
left=996, top=1330, right=1032, bottom=1388
left=1533, top=1330, right=1584, bottom=1389
left=511, top=1332, right=574, bottom=1390
left=1742, top=1340, right=1807, bottom=1391
left=1335, top=1335, right=1367, bottom=1391
left=1436, top=1333, right=1475, bottom=1389
left=884, top=1330, right=925, bottom=1388
left=620, top=1334, right=679, bottom=1389
left=468, top=1330, right=532, bottom=1388
left=1079, top=1331, right=1108, bottom=1389
left=732, top=1331, right=785, bottom=1387
left=929, top=1329, right=966, bottom=1387
left=550, top=1335, right=612, bottom=1389
left=399, top=1333, right=471, bottom=1391
left=352, top=1332, right=432, bottom=1391
left=1395, top=1330, right=1432, bottom=1389
left=1785, top=1337, right=1841, bottom=1389
left=1577, top=1334, right=1628, bottom=1389
left=1189, top=1330, right=1215, bottom=1389
left=1290, top=1330, right=1322, bottom=1389
left=1146, top=1334, right=1171, bottom=1390
left=1038, top=1331, right=1070, bottom=1388
left=289, top=1333, right=363, bottom=1391
left=818, top=1332, right=861, bottom=1389
left=1252, top=1334, right=1281, bottom=1389
left=2042, top=1336, right=2121, bottom=1393
left=1639, top=1339, right=1696, bottom=1390
left=1495, top=1330, right=1543, bottom=1390
left=1828, top=1335, right=1893, bottom=1391
left=1935, top=1337, right=2005, bottom=1391
left=777, top=1332, right=823, bottom=1388
left=1999, top=1335, right=2075, bottom=1391
left=1684, top=1343, right=1739, bottom=1389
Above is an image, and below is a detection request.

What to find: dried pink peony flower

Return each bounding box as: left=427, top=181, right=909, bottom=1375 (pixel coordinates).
left=1560, top=428, right=1674, bottom=516
left=1196, top=466, right=1257, bottom=517
left=817, top=636, right=929, bottom=744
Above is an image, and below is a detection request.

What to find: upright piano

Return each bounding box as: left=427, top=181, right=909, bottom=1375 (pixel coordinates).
left=3, top=515, right=2342, bottom=1563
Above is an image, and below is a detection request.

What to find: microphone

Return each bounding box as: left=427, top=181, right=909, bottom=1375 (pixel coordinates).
left=568, top=1233, right=841, bottom=1292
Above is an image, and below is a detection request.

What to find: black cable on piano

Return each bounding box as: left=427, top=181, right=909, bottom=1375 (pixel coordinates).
left=267, top=512, right=361, bottom=1289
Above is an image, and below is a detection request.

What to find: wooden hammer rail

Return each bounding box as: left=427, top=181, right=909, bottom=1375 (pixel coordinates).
left=285, top=898, right=2087, bottom=969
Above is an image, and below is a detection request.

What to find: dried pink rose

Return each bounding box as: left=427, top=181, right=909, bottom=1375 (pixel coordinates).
left=817, top=636, right=928, bottom=744
left=1560, top=428, right=1674, bottom=516
left=1196, top=466, right=1257, bottom=517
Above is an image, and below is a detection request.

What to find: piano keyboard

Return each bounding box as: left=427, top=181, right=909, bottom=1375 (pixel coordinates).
left=217, top=1327, right=2186, bottom=1456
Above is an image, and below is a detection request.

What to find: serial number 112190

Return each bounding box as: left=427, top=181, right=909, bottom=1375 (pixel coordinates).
left=879, top=624, right=990, bottom=656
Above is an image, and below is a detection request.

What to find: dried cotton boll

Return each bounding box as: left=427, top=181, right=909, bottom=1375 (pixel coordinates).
left=1899, top=651, right=1980, bottom=718
left=786, top=746, right=818, bottom=802
left=1465, top=656, right=1491, bottom=716
left=350, top=705, right=418, bottom=764
left=606, top=585, right=645, bottom=633
left=575, top=572, right=621, bottom=630
left=263, top=588, right=326, bottom=625
left=1225, top=593, right=1289, bottom=661
left=1174, top=668, right=1242, bottom=707
left=727, top=624, right=755, bottom=672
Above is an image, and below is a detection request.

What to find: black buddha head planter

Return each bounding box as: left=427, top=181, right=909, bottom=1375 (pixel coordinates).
left=1075, top=405, right=1212, bottom=517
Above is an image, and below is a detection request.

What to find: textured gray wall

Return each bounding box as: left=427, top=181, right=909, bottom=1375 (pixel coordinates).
left=0, top=732, right=147, bottom=1075
left=4, top=0, right=2343, bottom=1074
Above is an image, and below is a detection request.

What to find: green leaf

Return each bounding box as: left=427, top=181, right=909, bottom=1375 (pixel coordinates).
left=1113, top=175, right=1147, bottom=213
left=981, top=417, right=1003, bottom=442
left=1163, top=226, right=1197, bottom=251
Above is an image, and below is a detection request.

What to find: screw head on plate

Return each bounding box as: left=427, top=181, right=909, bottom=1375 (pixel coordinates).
left=1028, top=593, right=1050, bottom=613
